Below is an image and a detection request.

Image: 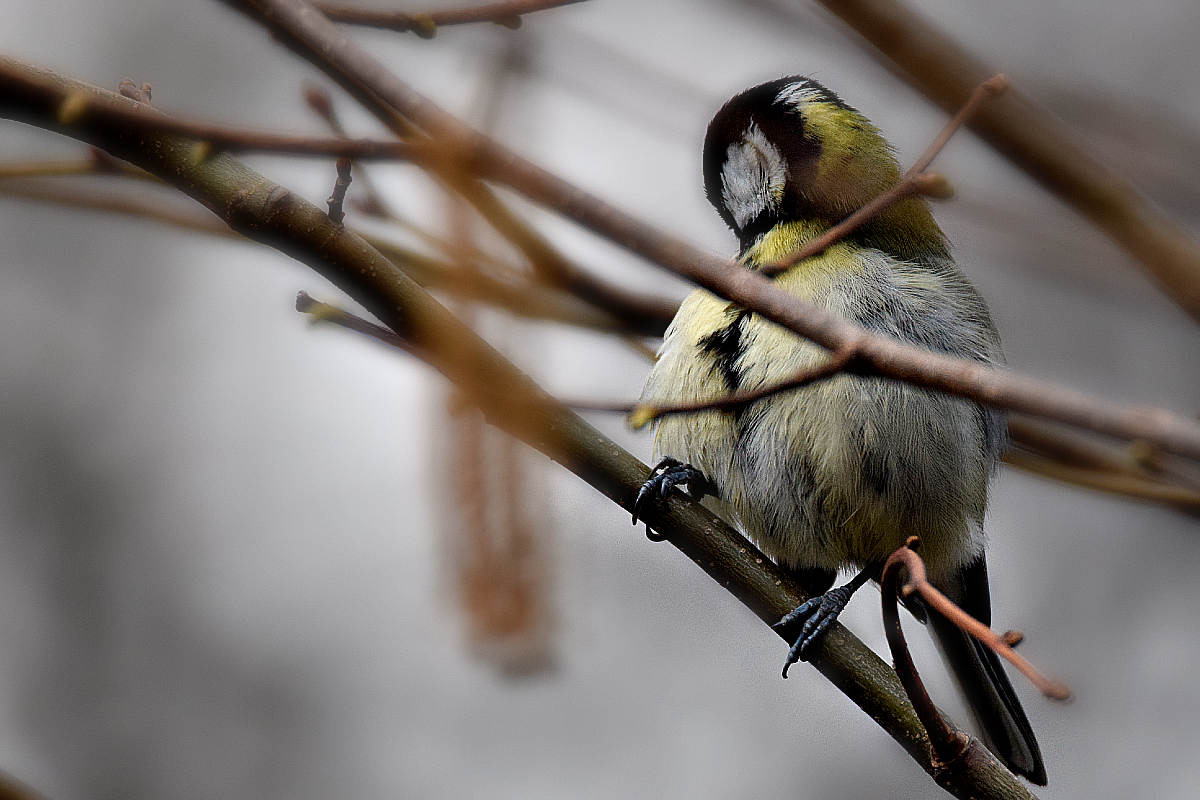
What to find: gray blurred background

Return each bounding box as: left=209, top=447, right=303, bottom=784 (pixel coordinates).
left=1, top=1, right=1198, bottom=798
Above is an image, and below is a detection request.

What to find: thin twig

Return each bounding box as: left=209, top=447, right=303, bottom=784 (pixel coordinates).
left=880, top=542, right=965, bottom=765
left=35, top=83, right=420, bottom=159
left=315, top=0, right=586, bottom=36
left=1003, top=450, right=1200, bottom=511
left=761, top=172, right=948, bottom=277
left=0, top=158, right=122, bottom=179
left=0, top=179, right=237, bottom=237
left=628, top=344, right=860, bottom=427
left=885, top=540, right=1072, bottom=701
left=816, top=0, right=1200, bottom=322
left=1010, top=416, right=1200, bottom=489
left=295, top=291, right=417, bottom=354
left=197, top=6, right=1200, bottom=461
left=762, top=75, right=1007, bottom=276
left=566, top=383, right=1200, bottom=512
left=0, top=152, right=151, bottom=180
left=304, top=82, right=400, bottom=218
left=0, top=174, right=635, bottom=333
left=302, top=70, right=677, bottom=335
left=326, top=156, right=353, bottom=223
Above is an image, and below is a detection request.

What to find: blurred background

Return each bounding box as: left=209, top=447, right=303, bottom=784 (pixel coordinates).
left=0, top=1, right=1198, bottom=797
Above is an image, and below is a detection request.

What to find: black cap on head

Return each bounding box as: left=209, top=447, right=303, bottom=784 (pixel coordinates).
left=702, top=76, right=855, bottom=245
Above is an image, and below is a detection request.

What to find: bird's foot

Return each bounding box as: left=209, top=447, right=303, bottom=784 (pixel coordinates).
left=773, top=584, right=857, bottom=677
left=631, top=458, right=715, bottom=538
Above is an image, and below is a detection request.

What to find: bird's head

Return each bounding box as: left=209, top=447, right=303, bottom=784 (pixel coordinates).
left=703, top=76, right=934, bottom=256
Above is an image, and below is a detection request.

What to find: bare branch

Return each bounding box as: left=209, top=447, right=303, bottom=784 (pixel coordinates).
left=325, top=156, right=353, bottom=223
left=11, top=80, right=420, bottom=159
left=880, top=544, right=965, bottom=767
left=207, top=0, right=1200, bottom=462
left=761, top=171, right=948, bottom=277
left=0, top=178, right=237, bottom=237
left=1009, top=415, right=1200, bottom=492
left=628, top=344, right=861, bottom=427
left=296, top=291, right=416, bottom=354
left=303, top=82, right=401, bottom=218
left=1003, top=450, right=1200, bottom=511
left=315, top=0, right=587, bottom=36
left=0, top=175, right=634, bottom=334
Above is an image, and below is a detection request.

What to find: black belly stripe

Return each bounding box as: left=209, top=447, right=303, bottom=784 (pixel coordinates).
left=698, top=309, right=749, bottom=391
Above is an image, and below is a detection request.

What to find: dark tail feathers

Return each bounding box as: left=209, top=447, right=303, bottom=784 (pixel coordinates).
left=928, top=609, right=1047, bottom=785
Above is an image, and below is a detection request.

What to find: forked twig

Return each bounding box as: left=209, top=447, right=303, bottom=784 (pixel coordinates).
left=880, top=541, right=965, bottom=765
left=883, top=538, right=1072, bottom=701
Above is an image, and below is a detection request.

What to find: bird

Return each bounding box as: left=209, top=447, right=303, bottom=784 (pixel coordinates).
left=634, top=76, right=1046, bottom=785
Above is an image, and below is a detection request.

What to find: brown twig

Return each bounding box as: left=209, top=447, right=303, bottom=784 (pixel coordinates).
left=0, top=173, right=637, bottom=334
left=304, top=82, right=400, bottom=218
left=315, top=0, right=586, bottom=36
left=31, top=82, right=420, bottom=159
left=885, top=539, right=1072, bottom=702
left=0, top=157, right=124, bottom=179
left=206, top=3, right=1200, bottom=463
left=761, top=172, right=948, bottom=277
left=0, top=150, right=151, bottom=180
left=1010, top=415, right=1200, bottom=489
left=815, top=0, right=1200, bottom=323
left=880, top=542, right=965, bottom=765
left=877, top=541, right=1047, bottom=793
left=303, top=70, right=676, bottom=336
left=433, top=157, right=679, bottom=336
left=1010, top=415, right=1151, bottom=476
left=628, top=344, right=860, bottom=427
left=326, top=156, right=353, bottom=223
left=567, top=382, right=1200, bottom=512
left=1003, top=450, right=1200, bottom=511
left=0, top=178, right=238, bottom=237
left=762, top=75, right=1007, bottom=276
left=295, top=291, right=417, bottom=355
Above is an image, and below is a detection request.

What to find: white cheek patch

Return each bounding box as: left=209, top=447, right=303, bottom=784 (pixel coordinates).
left=775, top=80, right=825, bottom=112
left=721, top=121, right=786, bottom=231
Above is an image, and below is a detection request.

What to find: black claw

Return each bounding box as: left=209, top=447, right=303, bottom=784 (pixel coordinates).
left=777, top=584, right=857, bottom=676
left=631, top=458, right=714, bottom=539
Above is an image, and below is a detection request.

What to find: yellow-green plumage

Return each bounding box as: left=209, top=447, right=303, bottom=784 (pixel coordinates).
left=645, top=220, right=997, bottom=579
left=641, top=76, right=1045, bottom=785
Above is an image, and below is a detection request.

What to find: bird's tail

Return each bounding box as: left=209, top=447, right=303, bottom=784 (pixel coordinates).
left=928, top=599, right=1047, bottom=785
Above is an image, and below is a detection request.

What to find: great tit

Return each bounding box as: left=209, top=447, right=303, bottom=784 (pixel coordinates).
left=637, top=76, right=1046, bottom=785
